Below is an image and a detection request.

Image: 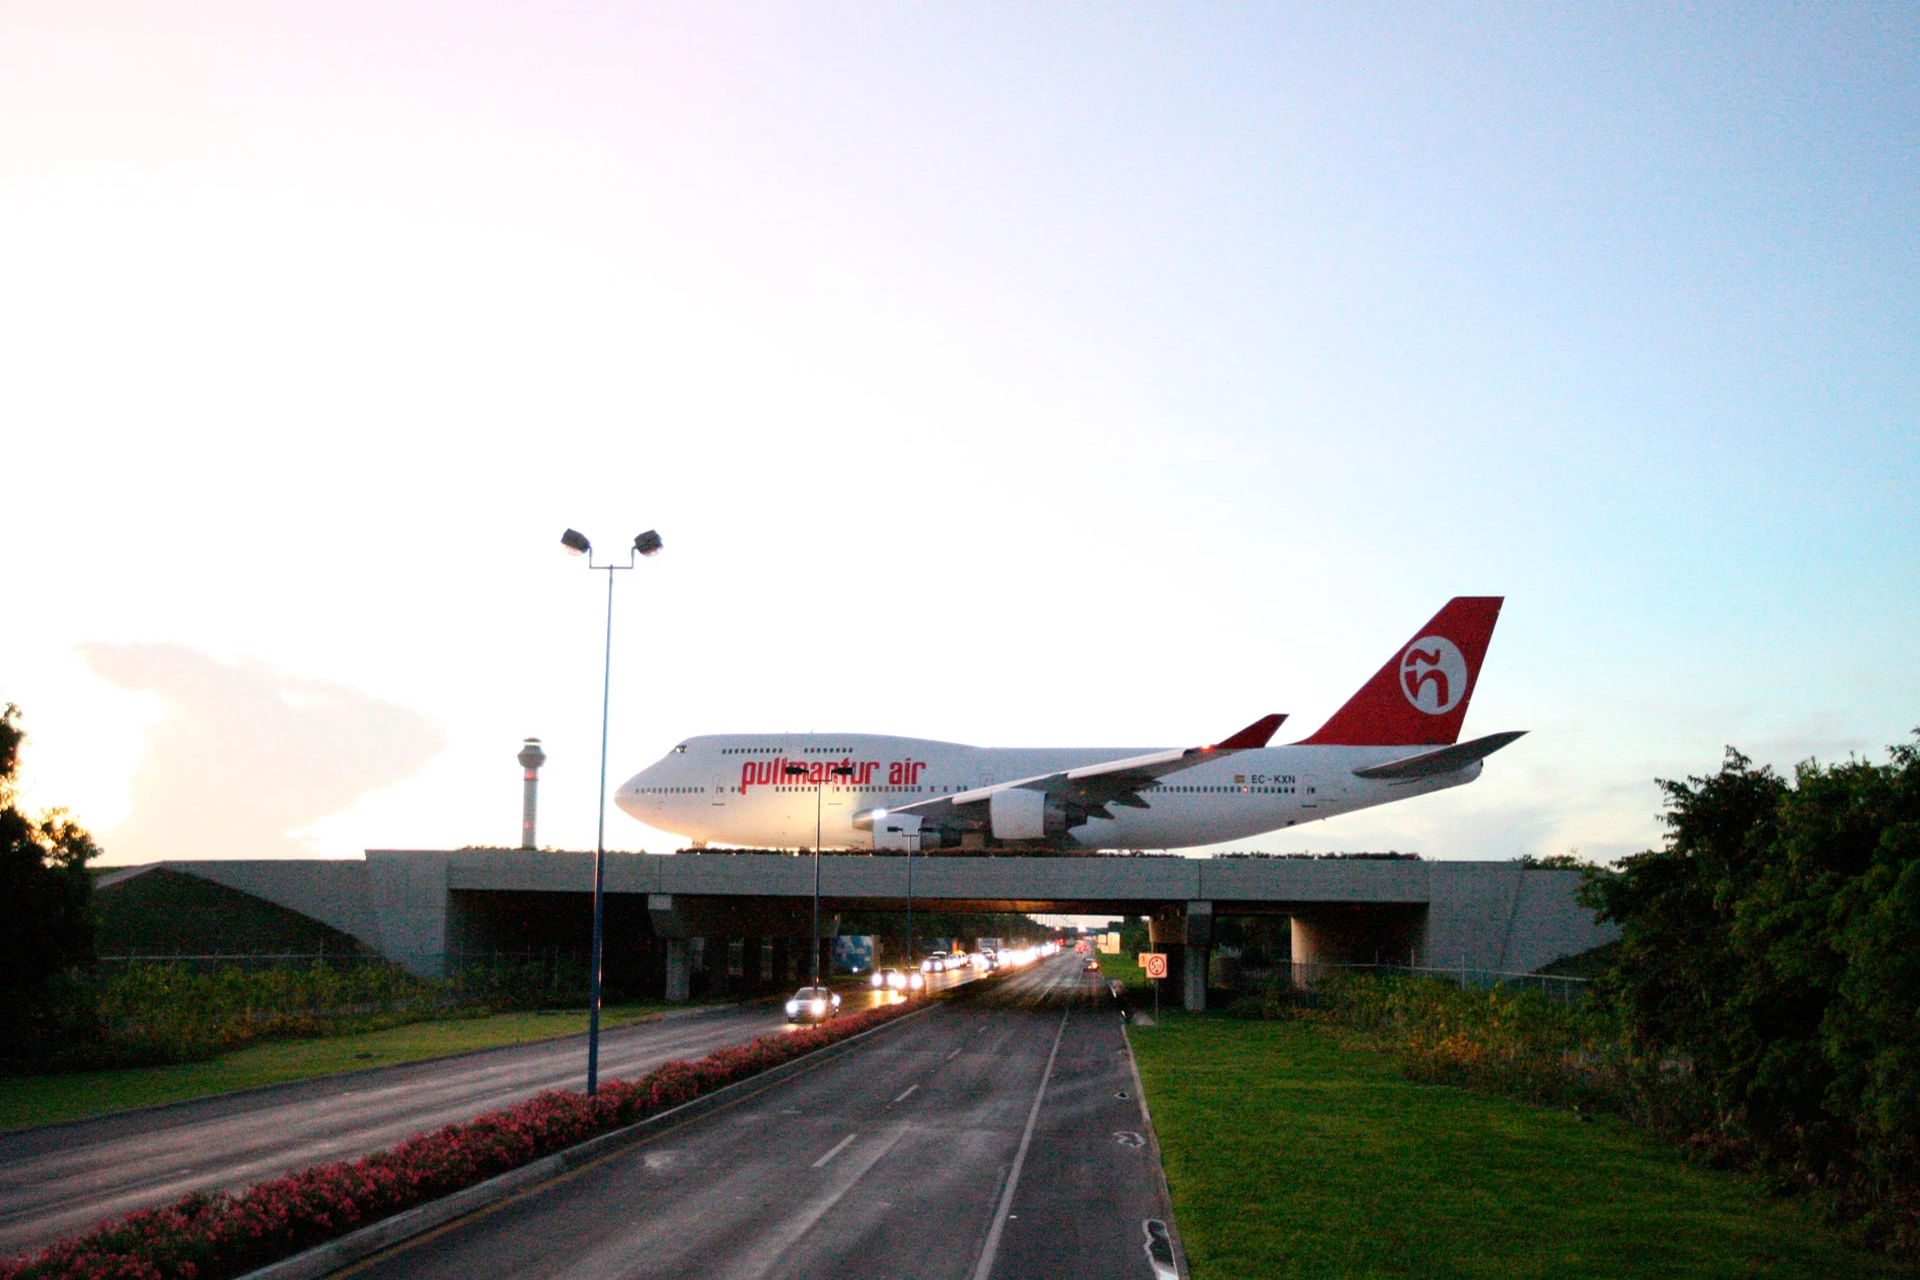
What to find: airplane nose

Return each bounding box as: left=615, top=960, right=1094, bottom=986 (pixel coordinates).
left=613, top=772, right=647, bottom=813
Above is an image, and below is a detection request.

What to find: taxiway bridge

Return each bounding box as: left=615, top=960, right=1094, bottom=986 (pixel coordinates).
left=112, top=850, right=1615, bottom=1012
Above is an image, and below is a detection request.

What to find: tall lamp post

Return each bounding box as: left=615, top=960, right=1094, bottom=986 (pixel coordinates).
left=784, top=761, right=855, bottom=986
left=904, top=824, right=919, bottom=994
left=874, top=809, right=922, bottom=992
left=561, top=526, right=663, bottom=1095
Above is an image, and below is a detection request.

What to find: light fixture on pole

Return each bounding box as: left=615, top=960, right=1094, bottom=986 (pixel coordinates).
left=561, top=526, right=663, bottom=1096
left=785, top=760, right=855, bottom=986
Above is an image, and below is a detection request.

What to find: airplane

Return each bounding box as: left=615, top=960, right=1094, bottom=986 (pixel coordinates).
left=613, top=597, right=1522, bottom=853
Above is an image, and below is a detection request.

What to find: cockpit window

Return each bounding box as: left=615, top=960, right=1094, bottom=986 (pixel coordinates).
left=674, top=744, right=688, bottom=754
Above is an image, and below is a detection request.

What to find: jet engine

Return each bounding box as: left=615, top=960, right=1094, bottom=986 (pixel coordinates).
left=988, top=788, right=1066, bottom=841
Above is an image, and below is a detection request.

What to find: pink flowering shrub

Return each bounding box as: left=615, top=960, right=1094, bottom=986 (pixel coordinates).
left=1, top=1000, right=915, bottom=1280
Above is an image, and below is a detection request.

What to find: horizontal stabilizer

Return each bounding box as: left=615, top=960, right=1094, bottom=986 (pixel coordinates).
left=1350, top=730, right=1527, bottom=780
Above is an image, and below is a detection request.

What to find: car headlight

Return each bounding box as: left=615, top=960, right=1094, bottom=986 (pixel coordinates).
left=785, top=1001, right=799, bottom=1015
left=831, top=994, right=841, bottom=1005
left=871, top=973, right=883, bottom=987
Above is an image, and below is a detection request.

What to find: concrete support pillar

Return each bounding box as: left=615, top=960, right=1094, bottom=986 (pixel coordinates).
left=1146, top=901, right=1213, bottom=1012
left=1290, top=916, right=1330, bottom=988
left=664, top=938, right=690, bottom=1003
left=771, top=937, right=792, bottom=984
left=743, top=935, right=766, bottom=992
left=1184, top=945, right=1209, bottom=1012
left=1183, top=901, right=1213, bottom=1012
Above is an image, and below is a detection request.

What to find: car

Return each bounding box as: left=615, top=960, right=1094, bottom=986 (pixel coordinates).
left=871, top=967, right=909, bottom=992
left=945, top=952, right=969, bottom=971
left=921, top=951, right=950, bottom=973
left=970, top=951, right=995, bottom=970
left=784, top=986, right=842, bottom=1023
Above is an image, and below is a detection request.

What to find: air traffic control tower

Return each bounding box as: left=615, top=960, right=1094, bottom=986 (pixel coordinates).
left=517, top=738, right=546, bottom=850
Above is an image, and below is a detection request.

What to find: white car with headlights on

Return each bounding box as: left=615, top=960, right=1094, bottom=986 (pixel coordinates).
left=871, top=967, right=911, bottom=992
left=785, top=986, right=841, bottom=1024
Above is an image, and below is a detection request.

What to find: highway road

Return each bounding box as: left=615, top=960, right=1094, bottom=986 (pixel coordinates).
left=0, top=966, right=979, bottom=1260
left=342, top=953, right=1177, bottom=1280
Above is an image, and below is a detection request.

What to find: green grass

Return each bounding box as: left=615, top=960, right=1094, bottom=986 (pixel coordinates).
left=1129, top=1015, right=1903, bottom=1279
left=1098, top=949, right=1155, bottom=993
left=0, top=1005, right=669, bottom=1132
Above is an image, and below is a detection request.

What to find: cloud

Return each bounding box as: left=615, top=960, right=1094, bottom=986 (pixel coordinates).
left=77, top=644, right=444, bottom=861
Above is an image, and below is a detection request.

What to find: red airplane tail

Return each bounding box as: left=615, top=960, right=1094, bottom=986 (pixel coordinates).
left=1298, top=597, right=1504, bottom=746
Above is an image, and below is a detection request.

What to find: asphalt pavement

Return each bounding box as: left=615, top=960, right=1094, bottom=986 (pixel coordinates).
left=0, top=969, right=975, bottom=1260
left=339, top=953, right=1177, bottom=1280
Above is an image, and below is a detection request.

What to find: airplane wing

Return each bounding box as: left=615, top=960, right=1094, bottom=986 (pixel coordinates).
left=1349, top=730, right=1527, bottom=781
left=860, top=713, right=1285, bottom=835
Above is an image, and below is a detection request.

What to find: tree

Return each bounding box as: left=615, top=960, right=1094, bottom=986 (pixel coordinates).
left=1583, top=736, right=1920, bottom=1251
left=0, top=702, right=100, bottom=1048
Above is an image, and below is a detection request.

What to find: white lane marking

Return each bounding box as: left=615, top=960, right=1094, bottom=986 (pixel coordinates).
left=718, top=1125, right=909, bottom=1280
left=811, top=1133, right=858, bottom=1168
left=946, top=1047, right=963, bottom=1061
left=970, top=1008, right=1070, bottom=1280
left=892, top=1084, right=919, bottom=1103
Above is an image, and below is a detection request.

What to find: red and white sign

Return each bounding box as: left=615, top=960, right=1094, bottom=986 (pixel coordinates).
left=1142, top=952, right=1169, bottom=980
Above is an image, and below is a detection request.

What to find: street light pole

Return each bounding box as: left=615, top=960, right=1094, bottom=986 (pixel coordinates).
left=905, top=826, right=918, bottom=994
left=786, top=761, right=854, bottom=988
left=562, top=527, right=662, bottom=1096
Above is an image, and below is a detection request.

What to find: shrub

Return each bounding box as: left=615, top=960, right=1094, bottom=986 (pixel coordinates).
left=9, top=954, right=603, bottom=1076
left=1307, top=973, right=1623, bottom=1113
left=9, top=962, right=453, bottom=1074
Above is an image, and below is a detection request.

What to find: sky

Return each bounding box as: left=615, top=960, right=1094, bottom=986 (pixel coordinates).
left=3, top=3, right=1915, bottom=867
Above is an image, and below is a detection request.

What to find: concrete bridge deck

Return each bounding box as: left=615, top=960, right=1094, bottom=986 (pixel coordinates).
left=120, top=849, right=1616, bottom=1011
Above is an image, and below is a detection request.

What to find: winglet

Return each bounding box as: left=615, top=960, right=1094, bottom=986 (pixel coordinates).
left=1214, top=713, right=1286, bottom=750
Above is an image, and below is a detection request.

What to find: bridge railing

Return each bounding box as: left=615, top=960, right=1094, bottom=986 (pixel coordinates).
left=1284, top=959, right=1591, bottom=1003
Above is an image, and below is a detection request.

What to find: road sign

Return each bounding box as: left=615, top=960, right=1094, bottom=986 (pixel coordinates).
left=1143, top=952, right=1169, bottom=980
left=1097, top=932, right=1121, bottom=955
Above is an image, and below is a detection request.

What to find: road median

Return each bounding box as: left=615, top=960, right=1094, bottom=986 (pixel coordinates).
left=1, top=998, right=937, bottom=1280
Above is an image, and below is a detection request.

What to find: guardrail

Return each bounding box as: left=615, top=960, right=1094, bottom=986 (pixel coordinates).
left=1287, top=959, right=1591, bottom=1003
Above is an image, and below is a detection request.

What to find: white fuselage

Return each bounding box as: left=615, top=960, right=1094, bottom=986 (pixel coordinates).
left=614, top=733, right=1478, bottom=851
